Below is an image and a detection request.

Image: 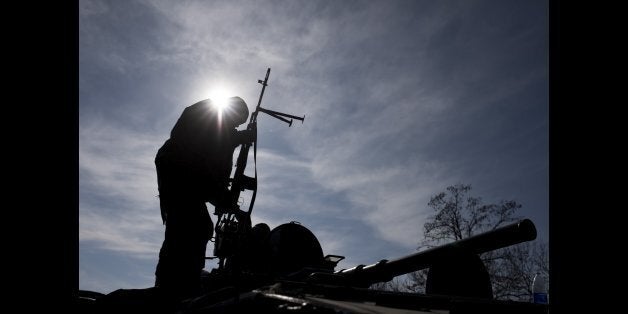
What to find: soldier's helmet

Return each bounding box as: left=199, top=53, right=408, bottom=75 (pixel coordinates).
left=223, top=96, right=249, bottom=126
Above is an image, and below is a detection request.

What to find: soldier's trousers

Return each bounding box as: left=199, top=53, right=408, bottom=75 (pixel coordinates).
left=155, top=196, right=213, bottom=298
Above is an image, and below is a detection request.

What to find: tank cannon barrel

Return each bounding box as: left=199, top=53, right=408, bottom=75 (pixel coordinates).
left=329, top=219, right=537, bottom=286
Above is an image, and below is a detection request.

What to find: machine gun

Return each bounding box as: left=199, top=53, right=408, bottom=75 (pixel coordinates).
left=212, top=68, right=305, bottom=271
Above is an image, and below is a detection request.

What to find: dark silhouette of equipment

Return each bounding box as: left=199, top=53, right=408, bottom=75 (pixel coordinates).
left=265, top=222, right=326, bottom=276
left=77, top=69, right=547, bottom=314
left=425, top=247, right=493, bottom=299
left=184, top=218, right=542, bottom=313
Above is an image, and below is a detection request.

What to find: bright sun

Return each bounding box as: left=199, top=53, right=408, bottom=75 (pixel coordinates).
left=207, top=88, right=234, bottom=114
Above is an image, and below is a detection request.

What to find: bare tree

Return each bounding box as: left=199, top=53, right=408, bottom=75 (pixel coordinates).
left=381, top=184, right=548, bottom=301
left=489, top=241, right=549, bottom=301
left=421, top=184, right=521, bottom=246
left=369, top=276, right=408, bottom=292
left=404, top=269, right=428, bottom=294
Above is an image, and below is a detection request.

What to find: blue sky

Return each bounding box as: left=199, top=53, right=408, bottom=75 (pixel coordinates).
left=79, top=0, right=548, bottom=293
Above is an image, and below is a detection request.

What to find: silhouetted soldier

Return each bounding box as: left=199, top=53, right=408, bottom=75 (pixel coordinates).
left=154, top=96, right=254, bottom=299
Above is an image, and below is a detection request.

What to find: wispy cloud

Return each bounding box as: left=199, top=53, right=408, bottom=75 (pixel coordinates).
left=80, top=0, right=548, bottom=292
left=79, top=120, right=164, bottom=257
left=79, top=208, right=161, bottom=256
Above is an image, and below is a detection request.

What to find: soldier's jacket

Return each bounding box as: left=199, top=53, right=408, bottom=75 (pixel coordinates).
left=156, top=99, right=238, bottom=206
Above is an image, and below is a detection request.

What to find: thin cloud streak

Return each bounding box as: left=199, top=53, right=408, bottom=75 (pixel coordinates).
left=79, top=120, right=165, bottom=257
left=80, top=209, right=161, bottom=257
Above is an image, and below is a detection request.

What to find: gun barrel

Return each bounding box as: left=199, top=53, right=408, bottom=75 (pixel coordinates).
left=334, top=219, right=537, bottom=285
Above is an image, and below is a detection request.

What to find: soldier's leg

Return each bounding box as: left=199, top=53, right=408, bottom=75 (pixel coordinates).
left=155, top=199, right=212, bottom=298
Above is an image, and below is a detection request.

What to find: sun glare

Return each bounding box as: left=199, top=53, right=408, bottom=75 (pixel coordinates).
left=207, top=88, right=234, bottom=115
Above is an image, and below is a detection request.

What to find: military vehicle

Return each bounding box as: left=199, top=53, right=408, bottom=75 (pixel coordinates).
left=77, top=69, right=549, bottom=314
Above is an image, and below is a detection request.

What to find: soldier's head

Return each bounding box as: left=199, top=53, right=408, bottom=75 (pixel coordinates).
left=221, top=96, right=249, bottom=127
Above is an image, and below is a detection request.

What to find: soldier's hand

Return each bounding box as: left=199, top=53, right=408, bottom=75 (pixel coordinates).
left=235, top=129, right=256, bottom=144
